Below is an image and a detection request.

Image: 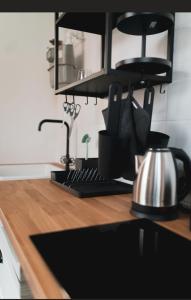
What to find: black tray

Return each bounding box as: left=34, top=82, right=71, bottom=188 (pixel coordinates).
left=116, top=12, right=174, bottom=35
left=116, top=57, right=172, bottom=75
left=51, top=170, right=132, bottom=198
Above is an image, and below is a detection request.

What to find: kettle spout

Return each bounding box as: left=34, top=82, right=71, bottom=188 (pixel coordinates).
left=135, top=155, right=144, bottom=174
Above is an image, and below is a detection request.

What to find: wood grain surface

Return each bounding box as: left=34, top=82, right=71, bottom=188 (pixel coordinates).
left=0, top=179, right=190, bottom=299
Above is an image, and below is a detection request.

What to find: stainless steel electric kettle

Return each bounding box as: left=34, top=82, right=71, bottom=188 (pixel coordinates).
left=131, top=147, right=191, bottom=220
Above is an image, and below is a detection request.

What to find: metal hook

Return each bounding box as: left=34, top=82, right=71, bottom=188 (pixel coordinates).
left=94, top=97, right=97, bottom=105
left=128, top=85, right=134, bottom=98
left=63, top=95, right=68, bottom=112
left=85, top=96, right=88, bottom=105
left=160, top=84, right=165, bottom=94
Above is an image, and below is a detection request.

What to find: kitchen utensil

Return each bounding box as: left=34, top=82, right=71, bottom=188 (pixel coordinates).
left=131, top=96, right=150, bottom=153
left=63, top=102, right=68, bottom=112
left=142, top=85, right=168, bottom=149
left=98, top=83, right=123, bottom=179
left=117, top=91, right=140, bottom=180
left=131, top=147, right=191, bottom=220
left=46, top=47, right=54, bottom=63
left=46, top=39, right=63, bottom=64
left=75, top=158, right=98, bottom=170
left=69, top=103, right=81, bottom=137
left=102, top=92, right=150, bottom=154
left=69, top=103, right=75, bottom=116
left=101, top=87, right=150, bottom=180
left=98, top=131, right=124, bottom=179
left=106, top=83, right=123, bottom=135
left=62, top=44, right=75, bottom=66
left=143, top=86, right=155, bottom=130
left=116, top=12, right=174, bottom=35
left=115, top=57, right=171, bottom=75
left=77, top=69, right=86, bottom=80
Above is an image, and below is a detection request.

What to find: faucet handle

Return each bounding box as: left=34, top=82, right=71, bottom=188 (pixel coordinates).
left=60, top=156, right=74, bottom=167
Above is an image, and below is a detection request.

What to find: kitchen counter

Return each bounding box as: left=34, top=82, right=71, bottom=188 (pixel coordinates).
left=0, top=179, right=190, bottom=299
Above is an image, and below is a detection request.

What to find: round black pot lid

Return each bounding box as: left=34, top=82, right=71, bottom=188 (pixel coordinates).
left=116, top=12, right=174, bottom=35
left=115, top=57, right=172, bottom=75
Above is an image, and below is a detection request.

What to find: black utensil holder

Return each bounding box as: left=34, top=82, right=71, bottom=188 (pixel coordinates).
left=98, top=130, right=124, bottom=179
left=75, top=158, right=98, bottom=170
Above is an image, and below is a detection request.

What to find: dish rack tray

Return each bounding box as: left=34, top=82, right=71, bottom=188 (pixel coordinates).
left=51, top=169, right=132, bottom=198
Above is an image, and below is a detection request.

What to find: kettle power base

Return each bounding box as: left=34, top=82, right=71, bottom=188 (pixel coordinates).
left=131, top=202, right=178, bottom=221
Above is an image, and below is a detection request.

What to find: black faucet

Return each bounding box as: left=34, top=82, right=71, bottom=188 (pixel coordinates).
left=38, top=119, right=71, bottom=171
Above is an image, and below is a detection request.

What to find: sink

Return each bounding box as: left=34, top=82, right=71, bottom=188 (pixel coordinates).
left=30, top=219, right=191, bottom=298
left=0, top=164, right=63, bottom=180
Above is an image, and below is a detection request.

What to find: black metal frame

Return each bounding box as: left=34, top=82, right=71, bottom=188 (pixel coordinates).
left=54, top=12, right=175, bottom=97
left=139, top=14, right=175, bottom=84
left=54, top=12, right=114, bottom=90
left=166, top=17, right=175, bottom=83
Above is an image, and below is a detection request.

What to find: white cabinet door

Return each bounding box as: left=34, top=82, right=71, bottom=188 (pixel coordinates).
left=0, top=255, right=20, bottom=299
left=0, top=222, right=33, bottom=299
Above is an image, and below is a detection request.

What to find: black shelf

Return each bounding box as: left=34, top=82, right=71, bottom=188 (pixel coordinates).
left=55, top=68, right=168, bottom=98
left=56, top=12, right=120, bottom=35
left=54, top=12, right=174, bottom=97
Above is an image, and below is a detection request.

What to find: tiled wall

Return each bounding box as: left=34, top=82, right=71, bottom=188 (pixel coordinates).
left=151, top=13, right=191, bottom=157
left=111, top=13, right=191, bottom=158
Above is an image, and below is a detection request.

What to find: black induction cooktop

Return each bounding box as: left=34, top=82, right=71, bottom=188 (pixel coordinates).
left=30, top=219, right=191, bottom=299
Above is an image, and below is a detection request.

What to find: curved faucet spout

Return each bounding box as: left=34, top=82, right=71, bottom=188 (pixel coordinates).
left=38, top=119, right=63, bottom=131
left=38, top=119, right=70, bottom=171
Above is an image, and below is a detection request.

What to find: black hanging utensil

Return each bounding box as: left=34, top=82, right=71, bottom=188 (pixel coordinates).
left=117, top=87, right=148, bottom=180
left=106, top=83, right=123, bottom=135
left=131, top=97, right=150, bottom=153
left=143, top=86, right=155, bottom=130
left=101, top=84, right=150, bottom=180
left=99, top=83, right=123, bottom=179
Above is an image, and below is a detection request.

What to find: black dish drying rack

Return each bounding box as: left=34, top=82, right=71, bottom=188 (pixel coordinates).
left=51, top=168, right=132, bottom=198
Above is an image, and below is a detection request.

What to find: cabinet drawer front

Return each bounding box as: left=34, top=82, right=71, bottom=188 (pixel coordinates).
left=0, top=222, right=21, bottom=281
left=0, top=258, right=20, bottom=299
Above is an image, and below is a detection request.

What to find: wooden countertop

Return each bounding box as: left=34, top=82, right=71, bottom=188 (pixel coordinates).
left=0, top=179, right=190, bottom=299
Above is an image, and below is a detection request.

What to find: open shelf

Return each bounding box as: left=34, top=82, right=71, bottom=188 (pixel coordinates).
left=56, top=13, right=120, bottom=35
left=55, top=69, right=168, bottom=98
left=54, top=12, right=174, bottom=98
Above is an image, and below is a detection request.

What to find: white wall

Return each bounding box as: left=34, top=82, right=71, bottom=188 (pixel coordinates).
left=0, top=13, right=62, bottom=164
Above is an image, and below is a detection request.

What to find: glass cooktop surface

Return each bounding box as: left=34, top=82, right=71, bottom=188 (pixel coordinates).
left=30, top=218, right=191, bottom=299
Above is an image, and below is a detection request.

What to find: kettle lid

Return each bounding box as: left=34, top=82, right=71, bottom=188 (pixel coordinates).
left=148, top=148, right=171, bottom=152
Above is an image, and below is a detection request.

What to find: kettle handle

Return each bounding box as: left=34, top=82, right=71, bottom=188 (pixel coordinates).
left=170, top=147, right=191, bottom=201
